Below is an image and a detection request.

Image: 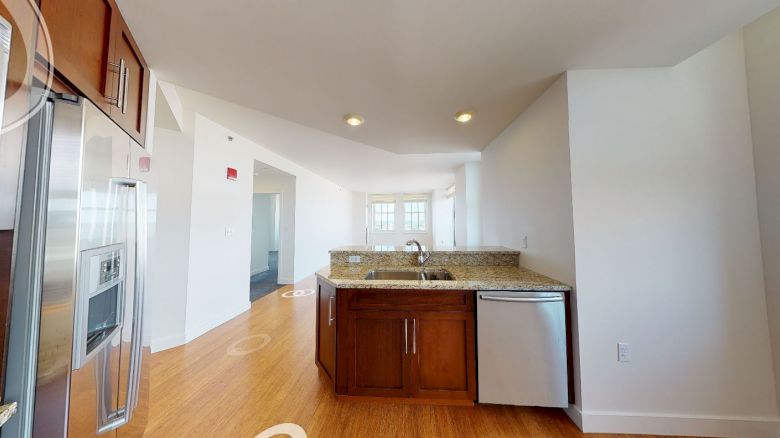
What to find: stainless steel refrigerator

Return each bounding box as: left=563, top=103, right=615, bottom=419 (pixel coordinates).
left=5, top=91, right=150, bottom=437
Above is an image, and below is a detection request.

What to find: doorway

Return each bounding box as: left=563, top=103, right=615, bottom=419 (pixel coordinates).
left=250, top=160, right=296, bottom=302
left=250, top=193, right=281, bottom=301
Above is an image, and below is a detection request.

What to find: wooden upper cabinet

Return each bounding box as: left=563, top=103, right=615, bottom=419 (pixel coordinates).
left=110, top=16, right=149, bottom=146
left=39, top=0, right=117, bottom=112
left=39, top=0, right=148, bottom=146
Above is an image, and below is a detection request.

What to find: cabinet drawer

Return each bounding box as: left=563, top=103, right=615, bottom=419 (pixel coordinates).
left=350, top=290, right=473, bottom=311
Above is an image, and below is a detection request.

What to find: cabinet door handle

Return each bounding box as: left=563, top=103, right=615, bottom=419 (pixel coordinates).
left=105, top=60, right=124, bottom=106
left=117, top=59, right=126, bottom=110
left=412, top=319, right=417, bottom=354
left=404, top=319, right=408, bottom=354
left=328, top=296, right=335, bottom=326
left=122, top=65, right=130, bottom=114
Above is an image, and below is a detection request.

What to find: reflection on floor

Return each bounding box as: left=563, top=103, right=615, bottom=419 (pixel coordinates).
left=250, top=251, right=282, bottom=302
left=146, top=275, right=680, bottom=438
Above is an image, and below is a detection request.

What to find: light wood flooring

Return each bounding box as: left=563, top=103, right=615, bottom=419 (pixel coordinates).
left=146, top=276, right=689, bottom=438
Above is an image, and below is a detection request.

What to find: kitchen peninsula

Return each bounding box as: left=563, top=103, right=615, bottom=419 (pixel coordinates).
left=315, top=246, right=572, bottom=406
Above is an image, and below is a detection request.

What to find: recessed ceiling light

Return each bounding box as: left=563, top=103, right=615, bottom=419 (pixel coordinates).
left=454, top=111, right=474, bottom=123
left=344, top=114, right=365, bottom=126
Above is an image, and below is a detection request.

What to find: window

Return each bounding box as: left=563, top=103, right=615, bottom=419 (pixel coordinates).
left=373, top=202, right=395, bottom=231
left=404, top=201, right=427, bottom=231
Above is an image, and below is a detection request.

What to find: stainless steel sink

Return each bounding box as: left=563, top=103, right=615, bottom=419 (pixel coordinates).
left=364, top=269, right=455, bottom=281
left=423, top=269, right=455, bottom=281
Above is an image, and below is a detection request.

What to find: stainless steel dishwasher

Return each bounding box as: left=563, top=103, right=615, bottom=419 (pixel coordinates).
left=477, top=291, right=568, bottom=407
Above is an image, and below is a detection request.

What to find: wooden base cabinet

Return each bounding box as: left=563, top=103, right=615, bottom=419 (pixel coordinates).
left=315, top=282, right=477, bottom=404
left=411, top=311, right=476, bottom=401
left=316, top=280, right=337, bottom=386
left=348, top=310, right=410, bottom=398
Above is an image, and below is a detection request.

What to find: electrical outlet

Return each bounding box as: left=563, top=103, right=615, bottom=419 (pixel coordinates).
left=618, top=342, right=631, bottom=362
left=224, top=227, right=234, bottom=237
left=522, top=236, right=528, bottom=249
left=348, top=255, right=361, bottom=263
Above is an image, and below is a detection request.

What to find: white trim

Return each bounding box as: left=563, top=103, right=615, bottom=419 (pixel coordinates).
left=250, top=266, right=270, bottom=276
left=278, top=276, right=294, bottom=285
left=578, top=409, right=780, bottom=438
left=368, top=194, right=395, bottom=203
left=185, top=301, right=251, bottom=344
left=401, top=193, right=431, bottom=201
left=564, top=404, right=583, bottom=430
left=150, top=332, right=187, bottom=353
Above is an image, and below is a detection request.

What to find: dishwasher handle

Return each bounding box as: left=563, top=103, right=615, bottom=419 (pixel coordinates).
left=479, top=294, right=563, bottom=303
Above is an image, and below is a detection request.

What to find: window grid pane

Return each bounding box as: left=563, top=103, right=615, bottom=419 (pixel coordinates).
left=373, top=202, right=395, bottom=231
left=404, top=201, right=427, bottom=231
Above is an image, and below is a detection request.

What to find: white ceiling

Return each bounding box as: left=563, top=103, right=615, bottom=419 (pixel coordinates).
left=118, top=0, right=778, bottom=155
left=174, top=85, right=480, bottom=193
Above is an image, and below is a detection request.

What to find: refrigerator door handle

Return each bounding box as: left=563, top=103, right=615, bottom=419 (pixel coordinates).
left=99, top=178, right=147, bottom=431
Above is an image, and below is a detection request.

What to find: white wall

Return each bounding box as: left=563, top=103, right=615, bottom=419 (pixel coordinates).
left=148, top=86, right=354, bottom=351
left=254, top=173, right=296, bottom=284
left=454, top=162, right=481, bottom=247
left=368, top=193, right=433, bottom=248
left=351, top=192, right=367, bottom=246
left=481, top=76, right=575, bottom=285
left=177, top=86, right=353, bottom=285
left=250, top=194, right=276, bottom=275
left=185, top=115, right=255, bottom=341
left=431, top=189, right=455, bottom=248
left=480, top=75, right=580, bottom=407
left=567, top=32, right=778, bottom=436
left=184, top=113, right=353, bottom=341
left=147, top=125, right=194, bottom=352
left=272, top=195, right=280, bottom=251
left=744, top=7, right=780, bottom=411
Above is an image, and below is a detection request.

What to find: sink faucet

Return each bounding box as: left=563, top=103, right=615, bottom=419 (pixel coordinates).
left=406, top=240, right=431, bottom=273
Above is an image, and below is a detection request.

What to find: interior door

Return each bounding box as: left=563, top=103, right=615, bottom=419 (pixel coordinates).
left=410, top=311, right=476, bottom=401
left=348, top=310, right=411, bottom=398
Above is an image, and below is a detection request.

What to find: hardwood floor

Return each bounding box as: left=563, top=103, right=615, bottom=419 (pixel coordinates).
left=146, top=276, right=686, bottom=438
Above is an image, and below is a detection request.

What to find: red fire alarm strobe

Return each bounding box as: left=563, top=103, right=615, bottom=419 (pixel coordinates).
left=226, top=167, right=238, bottom=181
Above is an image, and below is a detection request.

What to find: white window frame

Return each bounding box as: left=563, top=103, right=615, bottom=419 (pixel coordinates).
left=403, top=199, right=428, bottom=233
left=402, top=194, right=430, bottom=234
left=372, top=201, right=395, bottom=233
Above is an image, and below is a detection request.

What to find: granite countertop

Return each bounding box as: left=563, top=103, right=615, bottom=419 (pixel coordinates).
left=329, top=245, right=521, bottom=255
left=316, top=264, right=571, bottom=292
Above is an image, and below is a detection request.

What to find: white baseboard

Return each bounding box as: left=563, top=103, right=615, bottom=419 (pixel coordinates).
left=250, top=266, right=270, bottom=276
left=278, top=276, right=293, bottom=285
left=150, top=332, right=187, bottom=353
left=185, top=302, right=251, bottom=343
left=564, top=404, right=583, bottom=430
left=576, top=408, right=780, bottom=438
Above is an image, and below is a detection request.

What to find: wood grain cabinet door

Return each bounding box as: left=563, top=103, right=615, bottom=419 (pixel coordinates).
left=410, top=311, right=476, bottom=401
left=39, top=0, right=119, bottom=113
left=347, top=310, right=411, bottom=398
left=109, top=16, right=149, bottom=146
left=316, top=280, right=337, bottom=384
